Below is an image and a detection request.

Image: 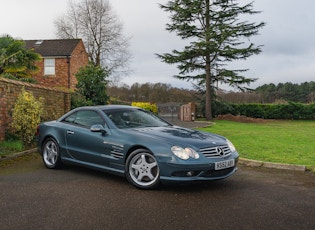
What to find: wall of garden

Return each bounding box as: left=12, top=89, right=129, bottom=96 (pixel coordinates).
left=0, top=78, right=71, bottom=141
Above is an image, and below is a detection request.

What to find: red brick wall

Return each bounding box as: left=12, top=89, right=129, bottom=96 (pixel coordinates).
left=31, top=40, right=88, bottom=89
left=180, top=102, right=196, bottom=121
left=70, top=40, right=89, bottom=88
left=0, top=78, right=71, bottom=141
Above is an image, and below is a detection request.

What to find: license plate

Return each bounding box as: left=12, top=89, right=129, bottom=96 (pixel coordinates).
left=215, top=159, right=235, bottom=170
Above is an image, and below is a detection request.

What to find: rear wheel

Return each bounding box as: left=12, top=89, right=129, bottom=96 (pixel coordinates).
left=125, top=149, right=160, bottom=189
left=42, top=138, right=62, bottom=169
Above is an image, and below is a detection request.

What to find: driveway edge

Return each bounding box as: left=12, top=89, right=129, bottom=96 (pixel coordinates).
left=0, top=148, right=38, bottom=162
left=239, top=158, right=307, bottom=172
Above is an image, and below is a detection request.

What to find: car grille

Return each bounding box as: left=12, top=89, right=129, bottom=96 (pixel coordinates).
left=200, top=145, right=231, bottom=158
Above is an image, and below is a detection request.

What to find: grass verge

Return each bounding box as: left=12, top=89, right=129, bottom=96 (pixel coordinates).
left=199, top=120, right=315, bottom=168
left=0, top=140, right=24, bottom=156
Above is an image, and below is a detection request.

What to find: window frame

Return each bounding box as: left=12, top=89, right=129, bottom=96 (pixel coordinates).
left=44, top=58, right=56, bottom=75
left=62, top=110, right=106, bottom=129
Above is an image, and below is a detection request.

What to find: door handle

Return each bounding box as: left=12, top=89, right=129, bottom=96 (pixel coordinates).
left=67, top=130, right=74, bottom=135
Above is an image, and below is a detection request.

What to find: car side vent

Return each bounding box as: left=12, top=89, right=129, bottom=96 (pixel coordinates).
left=111, top=145, right=124, bottom=159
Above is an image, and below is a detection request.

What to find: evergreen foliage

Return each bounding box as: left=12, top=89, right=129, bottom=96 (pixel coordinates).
left=75, top=63, right=109, bottom=106
left=215, top=102, right=315, bottom=120
left=0, top=35, right=41, bottom=78
left=157, top=0, right=265, bottom=120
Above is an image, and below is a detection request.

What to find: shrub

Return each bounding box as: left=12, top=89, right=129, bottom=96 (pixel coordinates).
left=10, top=88, right=43, bottom=145
left=71, top=92, right=94, bottom=109
left=75, top=64, right=109, bottom=105
left=213, top=100, right=236, bottom=117
left=226, top=102, right=315, bottom=120
left=131, top=102, right=158, bottom=114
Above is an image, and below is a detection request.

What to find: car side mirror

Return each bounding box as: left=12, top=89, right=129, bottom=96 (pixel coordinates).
left=90, top=124, right=107, bottom=135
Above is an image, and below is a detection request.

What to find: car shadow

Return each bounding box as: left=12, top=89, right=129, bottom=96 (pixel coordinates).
left=159, top=179, right=234, bottom=192
left=61, top=163, right=235, bottom=192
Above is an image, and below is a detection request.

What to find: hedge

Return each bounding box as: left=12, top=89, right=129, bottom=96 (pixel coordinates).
left=215, top=102, right=315, bottom=120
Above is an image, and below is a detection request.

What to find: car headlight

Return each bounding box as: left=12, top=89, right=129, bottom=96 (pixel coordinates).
left=171, top=146, right=200, bottom=160
left=227, top=139, right=236, bottom=152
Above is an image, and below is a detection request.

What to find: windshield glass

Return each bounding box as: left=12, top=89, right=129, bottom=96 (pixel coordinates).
left=103, top=109, right=171, bottom=129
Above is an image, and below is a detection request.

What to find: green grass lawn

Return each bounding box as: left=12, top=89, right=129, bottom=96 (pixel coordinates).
left=199, top=120, right=315, bottom=167
left=0, top=140, right=24, bottom=156
left=1, top=120, right=315, bottom=170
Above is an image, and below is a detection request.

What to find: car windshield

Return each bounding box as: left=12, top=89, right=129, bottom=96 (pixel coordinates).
left=103, top=109, right=171, bottom=129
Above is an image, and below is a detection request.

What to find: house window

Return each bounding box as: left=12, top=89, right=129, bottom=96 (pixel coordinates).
left=44, top=58, right=55, bottom=75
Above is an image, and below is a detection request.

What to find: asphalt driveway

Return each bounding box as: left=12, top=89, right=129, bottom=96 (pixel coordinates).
left=0, top=153, right=314, bottom=229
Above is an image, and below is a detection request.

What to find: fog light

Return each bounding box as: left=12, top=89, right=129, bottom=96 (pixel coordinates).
left=186, top=171, right=194, bottom=177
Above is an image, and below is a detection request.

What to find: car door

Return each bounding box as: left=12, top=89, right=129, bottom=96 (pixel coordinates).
left=62, top=110, right=111, bottom=167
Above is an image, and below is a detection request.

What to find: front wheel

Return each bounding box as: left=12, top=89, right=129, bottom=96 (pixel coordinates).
left=42, top=138, right=62, bottom=169
left=125, top=149, right=160, bottom=189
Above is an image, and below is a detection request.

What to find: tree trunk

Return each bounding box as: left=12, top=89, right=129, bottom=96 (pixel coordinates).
left=205, top=61, right=212, bottom=120
left=205, top=0, right=212, bottom=120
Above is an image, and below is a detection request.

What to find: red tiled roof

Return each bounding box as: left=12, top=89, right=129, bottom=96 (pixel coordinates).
left=24, top=39, right=82, bottom=57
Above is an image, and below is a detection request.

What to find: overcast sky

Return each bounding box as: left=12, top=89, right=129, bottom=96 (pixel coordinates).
left=1, top=0, right=315, bottom=90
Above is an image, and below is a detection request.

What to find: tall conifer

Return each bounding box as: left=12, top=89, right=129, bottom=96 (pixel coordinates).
left=157, top=0, right=265, bottom=119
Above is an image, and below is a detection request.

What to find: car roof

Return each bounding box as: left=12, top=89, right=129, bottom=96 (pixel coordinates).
left=57, top=105, right=140, bottom=122
left=77, top=105, right=139, bottom=111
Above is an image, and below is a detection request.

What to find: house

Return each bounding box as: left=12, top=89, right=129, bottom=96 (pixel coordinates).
left=24, top=39, right=89, bottom=89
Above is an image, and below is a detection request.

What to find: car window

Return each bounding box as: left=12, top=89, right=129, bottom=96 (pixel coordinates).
left=62, top=110, right=104, bottom=128
left=104, top=109, right=170, bottom=128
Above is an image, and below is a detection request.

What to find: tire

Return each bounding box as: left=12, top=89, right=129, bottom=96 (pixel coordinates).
left=41, top=138, right=62, bottom=169
left=125, top=149, right=160, bottom=189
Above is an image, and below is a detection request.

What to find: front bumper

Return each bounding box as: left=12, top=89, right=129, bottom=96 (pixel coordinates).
left=158, top=155, right=239, bottom=183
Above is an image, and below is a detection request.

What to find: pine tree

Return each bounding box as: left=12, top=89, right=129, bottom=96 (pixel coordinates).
left=157, top=0, right=265, bottom=120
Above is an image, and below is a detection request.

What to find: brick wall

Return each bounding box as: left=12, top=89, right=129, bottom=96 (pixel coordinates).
left=70, top=40, right=89, bottom=88
left=180, top=102, right=196, bottom=121
left=0, top=78, right=71, bottom=141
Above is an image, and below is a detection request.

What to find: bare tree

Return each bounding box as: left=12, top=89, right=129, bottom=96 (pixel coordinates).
left=54, top=0, right=131, bottom=78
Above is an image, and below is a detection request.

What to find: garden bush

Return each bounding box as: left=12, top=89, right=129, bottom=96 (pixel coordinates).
left=131, top=102, right=158, bottom=114
left=10, top=88, right=43, bottom=145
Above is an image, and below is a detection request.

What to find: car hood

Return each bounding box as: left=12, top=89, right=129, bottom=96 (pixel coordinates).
left=131, top=126, right=227, bottom=148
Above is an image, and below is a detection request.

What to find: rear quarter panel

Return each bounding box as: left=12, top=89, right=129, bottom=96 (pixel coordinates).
left=38, top=121, right=67, bottom=156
